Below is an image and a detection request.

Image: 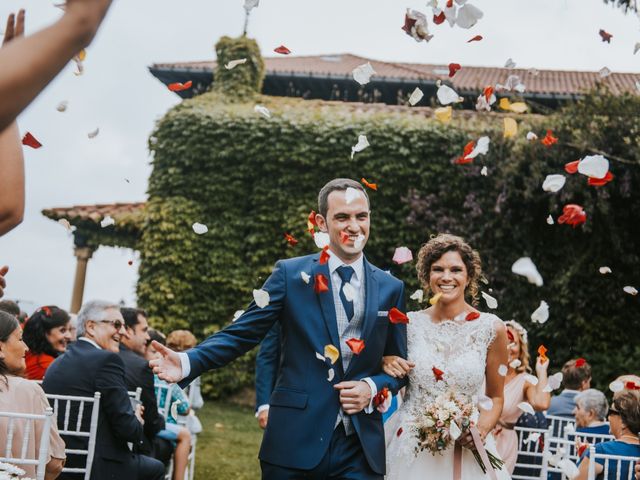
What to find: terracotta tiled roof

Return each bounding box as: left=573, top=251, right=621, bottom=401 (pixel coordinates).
left=42, top=202, right=145, bottom=224
left=151, top=53, right=640, bottom=97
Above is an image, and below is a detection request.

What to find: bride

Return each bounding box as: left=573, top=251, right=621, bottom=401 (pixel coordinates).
left=383, top=234, right=511, bottom=479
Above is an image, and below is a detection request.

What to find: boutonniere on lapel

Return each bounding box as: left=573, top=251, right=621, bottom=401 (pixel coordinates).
left=346, top=338, right=365, bottom=355
left=388, top=307, right=409, bottom=324
left=315, top=344, right=340, bottom=382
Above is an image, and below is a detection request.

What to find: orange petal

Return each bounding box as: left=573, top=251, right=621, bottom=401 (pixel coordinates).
left=168, top=81, right=193, bottom=92
left=388, top=307, right=409, bottom=324
left=346, top=338, right=365, bottom=355
left=361, top=178, right=378, bottom=190
left=314, top=274, right=329, bottom=293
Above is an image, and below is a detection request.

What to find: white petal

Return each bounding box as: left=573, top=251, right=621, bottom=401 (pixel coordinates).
left=327, top=368, right=335, bottom=382
left=58, top=219, right=72, bottom=231
left=481, top=291, right=498, bottom=309
left=351, top=134, right=370, bottom=159
left=498, top=365, right=508, bottom=376
left=578, top=154, right=609, bottom=179
left=253, top=289, right=270, bottom=308
left=480, top=166, right=488, bottom=176
left=437, top=84, right=462, bottom=105
left=232, top=310, right=244, bottom=322
left=343, top=283, right=356, bottom=302
left=547, top=215, right=554, bottom=225
left=455, top=3, right=483, bottom=29
left=313, top=232, right=330, bottom=249
left=542, top=174, right=566, bottom=193
left=301, top=271, right=310, bottom=284
left=545, top=372, right=563, bottom=392
left=254, top=104, right=271, bottom=119
left=449, top=421, right=462, bottom=440
left=525, top=432, right=541, bottom=443
left=557, top=459, right=580, bottom=479
left=100, top=215, right=115, bottom=228
left=345, top=187, right=362, bottom=204
left=624, top=286, right=638, bottom=296
left=518, top=401, right=535, bottom=415
left=225, top=58, right=247, bottom=70
left=354, top=234, right=366, bottom=250
left=531, top=300, right=549, bottom=324
left=87, top=128, right=100, bottom=139
left=315, top=351, right=325, bottom=362
left=524, top=374, right=539, bottom=386
left=609, top=380, right=625, bottom=393
left=509, top=359, right=522, bottom=369
left=243, top=0, right=259, bottom=11
left=526, top=131, right=538, bottom=141
left=636, top=80, right=640, bottom=92
left=635, top=42, right=640, bottom=55
left=599, top=67, right=611, bottom=78
left=408, top=87, right=424, bottom=106
left=352, top=62, right=376, bottom=85
left=599, top=266, right=612, bottom=274
left=56, top=101, right=68, bottom=112
left=392, top=246, right=413, bottom=265
left=192, top=222, right=208, bottom=235
left=410, top=289, right=424, bottom=302
left=511, top=257, right=544, bottom=287
left=467, top=136, right=490, bottom=159
left=504, top=58, right=516, bottom=69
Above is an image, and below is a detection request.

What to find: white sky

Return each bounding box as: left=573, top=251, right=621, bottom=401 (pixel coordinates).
left=0, top=0, right=638, bottom=314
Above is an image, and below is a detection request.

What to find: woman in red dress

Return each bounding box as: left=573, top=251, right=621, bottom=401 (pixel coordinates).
left=22, top=306, right=72, bottom=380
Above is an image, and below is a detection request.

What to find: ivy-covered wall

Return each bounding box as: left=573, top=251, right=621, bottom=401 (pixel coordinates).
left=138, top=37, right=639, bottom=399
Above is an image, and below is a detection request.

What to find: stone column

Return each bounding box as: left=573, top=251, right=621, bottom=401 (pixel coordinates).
left=70, top=246, right=94, bottom=313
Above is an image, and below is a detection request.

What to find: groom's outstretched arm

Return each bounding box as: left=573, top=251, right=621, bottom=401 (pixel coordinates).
left=182, top=260, right=287, bottom=385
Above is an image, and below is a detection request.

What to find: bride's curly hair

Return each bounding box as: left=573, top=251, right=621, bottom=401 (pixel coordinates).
left=416, top=234, right=482, bottom=306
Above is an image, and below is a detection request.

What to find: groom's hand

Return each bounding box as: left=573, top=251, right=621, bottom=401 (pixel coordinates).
left=149, top=341, right=184, bottom=383
left=334, top=381, right=372, bottom=414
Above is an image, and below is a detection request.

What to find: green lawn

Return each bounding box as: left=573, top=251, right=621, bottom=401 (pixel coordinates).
left=194, top=401, right=263, bottom=479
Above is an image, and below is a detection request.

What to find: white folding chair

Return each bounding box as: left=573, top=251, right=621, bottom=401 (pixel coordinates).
left=0, top=407, right=54, bottom=480
left=46, top=392, right=101, bottom=480
left=512, top=426, right=549, bottom=479
left=587, top=445, right=639, bottom=480
left=185, top=377, right=204, bottom=411
left=547, top=414, right=576, bottom=439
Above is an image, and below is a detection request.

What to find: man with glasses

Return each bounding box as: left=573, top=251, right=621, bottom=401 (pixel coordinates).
left=43, top=300, right=164, bottom=480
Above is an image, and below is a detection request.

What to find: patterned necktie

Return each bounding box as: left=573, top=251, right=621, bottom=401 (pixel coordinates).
left=336, top=265, right=355, bottom=321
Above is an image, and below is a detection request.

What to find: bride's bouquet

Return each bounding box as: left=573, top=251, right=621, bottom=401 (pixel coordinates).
left=414, top=392, right=504, bottom=474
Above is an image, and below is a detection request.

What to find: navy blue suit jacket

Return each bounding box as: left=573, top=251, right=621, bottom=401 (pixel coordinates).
left=255, top=324, right=281, bottom=411
left=181, top=253, right=407, bottom=474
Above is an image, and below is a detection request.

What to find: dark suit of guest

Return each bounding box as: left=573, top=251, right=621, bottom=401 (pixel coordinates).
left=255, top=324, right=281, bottom=414
left=119, top=344, right=165, bottom=455
left=43, top=338, right=164, bottom=480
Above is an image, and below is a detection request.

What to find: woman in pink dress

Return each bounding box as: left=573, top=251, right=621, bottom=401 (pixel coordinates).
left=493, top=320, right=551, bottom=473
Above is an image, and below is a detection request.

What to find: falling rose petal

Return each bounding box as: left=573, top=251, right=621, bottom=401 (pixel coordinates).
left=22, top=132, right=42, bottom=149
left=232, top=310, right=245, bottom=322
left=437, top=84, right=462, bottom=105
left=301, top=271, right=310, bottom=284
left=56, top=101, right=68, bottom=112
left=578, top=154, right=609, bottom=179
left=340, top=231, right=350, bottom=244
left=346, top=338, right=365, bottom=355
left=284, top=233, right=298, bottom=246
left=504, top=58, right=516, bottom=69
left=225, top=58, right=247, bottom=70
left=324, top=344, right=340, bottom=364
left=388, top=307, right=409, bottom=324
left=531, top=301, right=549, bottom=324
left=314, top=232, right=330, bottom=249
left=467, top=35, right=483, bottom=43
left=610, top=380, right=625, bottom=393
left=599, top=29, right=613, bottom=43
left=343, top=283, right=356, bottom=302
left=361, top=178, right=377, bottom=190
left=634, top=42, right=640, bottom=55
left=319, top=246, right=330, bottom=265
left=449, top=420, right=462, bottom=440
left=524, top=432, right=541, bottom=444
left=512, top=257, right=544, bottom=287
left=128, top=260, right=133, bottom=266
left=354, top=234, right=366, bottom=250
left=481, top=291, right=498, bottom=309
left=455, top=140, right=476, bottom=165
left=558, top=204, right=587, bottom=228
left=168, top=81, right=193, bottom=92
left=542, top=174, right=566, bottom=193
left=480, top=166, right=488, bottom=176
left=243, top=0, right=259, bottom=11
left=345, top=187, right=362, bottom=204
left=564, top=160, right=580, bottom=174
left=466, top=311, right=480, bottom=321
left=101, top=215, right=115, bottom=228
left=192, top=222, right=208, bottom=235
left=557, top=459, right=579, bottom=479
left=402, top=9, right=433, bottom=42
left=410, top=289, right=424, bottom=302
left=315, top=351, right=325, bottom=362
left=547, top=215, right=554, bottom=225
left=434, top=106, right=453, bottom=123
left=526, top=131, right=538, bottom=141
left=498, top=365, right=508, bottom=376
left=352, top=62, right=376, bottom=85
left=518, top=402, right=535, bottom=415
left=432, top=366, right=445, bottom=381
left=274, top=45, right=291, bottom=55
left=58, top=219, right=72, bottom=231
left=509, top=359, right=522, bottom=369
left=396, top=427, right=403, bottom=437
left=448, top=63, right=462, bottom=78
left=467, top=136, right=490, bottom=160
left=624, top=286, right=638, bottom=296
left=253, top=289, right=270, bottom=308
left=503, top=118, right=518, bottom=138
left=327, top=368, right=335, bottom=382
left=599, top=266, right=612, bottom=274
left=408, top=87, right=424, bottom=106
left=392, top=247, right=413, bottom=265
left=524, top=374, right=539, bottom=386
left=587, top=171, right=614, bottom=186
left=87, top=128, right=99, bottom=139
left=351, top=134, right=370, bottom=159
left=541, top=130, right=558, bottom=147
left=314, top=274, right=329, bottom=294
left=599, top=67, right=611, bottom=78
left=544, top=372, right=563, bottom=392
left=455, top=3, right=483, bottom=29
left=254, top=104, right=271, bottom=119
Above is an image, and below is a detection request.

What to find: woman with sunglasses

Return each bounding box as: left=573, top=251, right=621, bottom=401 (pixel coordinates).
left=576, top=389, right=640, bottom=479
left=23, top=306, right=72, bottom=380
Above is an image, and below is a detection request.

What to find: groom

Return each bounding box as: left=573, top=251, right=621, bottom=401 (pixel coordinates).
left=151, top=178, right=408, bottom=478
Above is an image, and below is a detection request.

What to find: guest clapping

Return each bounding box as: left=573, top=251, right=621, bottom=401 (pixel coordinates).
left=23, top=306, right=72, bottom=380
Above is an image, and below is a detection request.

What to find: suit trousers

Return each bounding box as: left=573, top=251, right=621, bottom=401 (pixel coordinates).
left=260, top=424, right=382, bottom=480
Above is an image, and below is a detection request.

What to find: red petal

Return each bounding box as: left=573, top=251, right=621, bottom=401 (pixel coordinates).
left=558, top=204, right=586, bottom=227
left=448, top=63, right=462, bottom=78
left=168, top=81, right=193, bottom=92
left=346, top=338, right=365, bottom=355
left=433, top=12, right=446, bottom=25
left=388, top=307, right=409, bottom=324
left=127, top=260, right=133, bottom=266
left=432, top=366, right=444, bottom=381
left=308, top=211, right=318, bottom=227
left=462, top=140, right=475, bottom=157
left=22, top=132, right=42, bottom=149
left=41, top=306, right=52, bottom=317
left=284, top=233, right=298, bottom=246
left=373, top=387, right=390, bottom=407
left=446, top=0, right=453, bottom=7
left=274, top=45, right=291, bottom=55
left=319, top=246, right=330, bottom=265
left=467, top=35, right=483, bottom=43
left=340, top=231, right=350, bottom=244
left=397, top=427, right=403, bottom=437
left=465, top=311, right=480, bottom=321
left=402, top=14, right=417, bottom=35
left=564, top=160, right=580, bottom=174
left=599, top=29, right=613, bottom=43
left=507, top=330, right=515, bottom=343
left=314, top=274, right=329, bottom=294
left=578, top=444, right=588, bottom=457
left=483, top=86, right=494, bottom=102
left=625, top=381, right=640, bottom=390
left=361, top=178, right=378, bottom=191
left=587, top=171, right=614, bottom=187
left=454, top=156, right=474, bottom=165
left=541, top=130, right=558, bottom=147
left=575, top=358, right=586, bottom=367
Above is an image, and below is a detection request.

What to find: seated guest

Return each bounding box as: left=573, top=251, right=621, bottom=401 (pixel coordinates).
left=548, top=357, right=592, bottom=417
left=0, top=310, right=65, bottom=479
left=42, top=300, right=164, bottom=480
left=119, top=308, right=167, bottom=460
left=0, top=299, right=20, bottom=318
left=574, top=389, right=610, bottom=435
left=577, top=390, right=640, bottom=480
left=23, top=306, right=72, bottom=380
left=146, top=330, right=192, bottom=480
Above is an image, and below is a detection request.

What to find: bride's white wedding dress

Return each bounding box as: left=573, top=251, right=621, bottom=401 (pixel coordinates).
left=385, top=311, right=511, bottom=480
